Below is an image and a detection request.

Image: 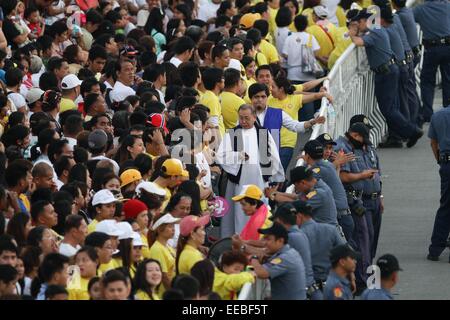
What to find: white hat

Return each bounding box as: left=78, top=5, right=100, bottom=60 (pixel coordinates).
left=116, top=222, right=134, bottom=240
left=61, top=74, right=82, bottom=90
left=152, top=213, right=181, bottom=231
left=313, top=5, right=328, bottom=19
left=131, top=232, right=144, bottom=247
left=95, top=219, right=123, bottom=237
left=92, top=189, right=117, bottom=206
left=136, top=10, right=149, bottom=27
left=26, top=87, right=45, bottom=105
left=227, top=59, right=242, bottom=72
left=135, top=181, right=167, bottom=197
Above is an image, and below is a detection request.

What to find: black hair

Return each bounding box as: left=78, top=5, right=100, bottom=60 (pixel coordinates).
left=211, top=44, right=229, bottom=61
left=273, top=76, right=295, bottom=95
left=73, top=146, right=89, bottom=164
left=143, top=63, right=165, bottom=82
left=86, top=8, right=104, bottom=25
left=0, top=265, right=18, bottom=285
left=63, top=115, right=84, bottom=136
left=294, top=14, right=308, bottom=32
left=129, top=111, right=147, bottom=127
left=68, top=163, right=88, bottom=185
left=1, top=0, right=18, bottom=16
left=178, top=62, right=200, bottom=88
left=45, top=284, right=68, bottom=299
left=248, top=83, right=270, bottom=99
left=6, top=213, right=30, bottom=248
left=177, top=181, right=202, bottom=216
left=0, top=239, right=18, bottom=256
left=255, top=64, right=273, bottom=78
left=224, top=68, right=241, bottom=89
left=144, top=7, right=165, bottom=35
left=173, top=36, right=196, bottom=55
left=281, top=0, right=299, bottom=14
left=253, top=19, right=269, bottom=37
left=171, top=274, right=199, bottom=299
left=133, top=153, right=152, bottom=177
left=59, top=110, right=82, bottom=127
left=242, top=197, right=264, bottom=208
left=38, top=72, right=59, bottom=91
left=134, top=259, right=162, bottom=299
left=275, top=6, right=293, bottom=27
left=246, top=28, right=262, bottom=45
left=5, top=68, right=23, bottom=87
left=80, top=77, right=101, bottom=97
left=4, top=160, right=31, bottom=188
left=85, top=232, right=111, bottom=248
left=202, top=67, right=224, bottom=91
left=47, top=139, right=68, bottom=163
left=102, top=269, right=128, bottom=288
left=1, top=124, right=30, bottom=148
left=32, top=253, right=69, bottom=297
left=30, top=200, right=51, bottom=224
left=84, top=93, right=101, bottom=115
left=219, top=250, right=248, bottom=270
left=190, top=259, right=214, bottom=297
left=30, top=188, right=53, bottom=205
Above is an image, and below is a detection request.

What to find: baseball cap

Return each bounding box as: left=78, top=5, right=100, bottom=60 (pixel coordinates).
left=120, top=45, right=139, bottom=58
left=92, top=189, right=117, bottom=206
left=131, top=231, right=144, bottom=247
left=329, top=244, right=361, bottom=264
left=289, top=166, right=314, bottom=184
left=123, top=199, right=148, bottom=220
left=348, top=122, right=371, bottom=145
left=152, top=213, right=181, bottom=231
left=270, top=203, right=297, bottom=221
left=227, top=58, right=242, bottom=72
left=258, top=222, right=287, bottom=239
left=304, top=140, right=324, bottom=158
left=240, top=13, right=261, bottom=29
left=30, top=55, right=43, bottom=74
left=180, top=215, right=210, bottom=237
left=376, top=254, right=403, bottom=276
left=313, top=5, right=328, bottom=19
left=135, top=181, right=167, bottom=197
left=291, top=200, right=313, bottom=216
left=316, top=133, right=337, bottom=146
left=352, top=8, right=372, bottom=21
left=232, top=184, right=263, bottom=202
left=117, top=222, right=134, bottom=240
left=61, top=74, right=82, bottom=90
left=161, top=158, right=189, bottom=177
left=88, top=129, right=108, bottom=150
left=120, top=169, right=143, bottom=188
left=349, top=114, right=373, bottom=129
left=95, top=219, right=123, bottom=237
left=26, top=87, right=44, bottom=105
left=146, top=113, right=169, bottom=134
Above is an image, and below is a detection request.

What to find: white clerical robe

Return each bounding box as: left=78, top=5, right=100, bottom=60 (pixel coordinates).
left=216, top=126, right=285, bottom=237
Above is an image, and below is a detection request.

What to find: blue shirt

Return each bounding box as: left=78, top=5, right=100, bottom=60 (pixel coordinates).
left=397, top=7, right=420, bottom=48
left=288, top=225, right=314, bottom=286
left=413, top=0, right=450, bottom=40
left=299, top=220, right=345, bottom=281
left=362, top=27, right=394, bottom=69
left=361, top=145, right=382, bottom=194
left=262, top=244, right=307, bottom=300
left=361, top=287, right=394, bottom=300
left=335, top=136, right=366, bottom=191
left=385, top=24, right=406, bottom=62
left=300, top=179, right=338, bottom=225
left=323, top=271, right=353, bottom=300
left=311, top=159, right=349, bottom=211
left=428, top=107, right=450, bottom=153
left=393, top=14, right=412, bottom=52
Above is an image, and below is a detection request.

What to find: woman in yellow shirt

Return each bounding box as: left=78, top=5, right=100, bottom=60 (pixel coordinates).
left=68, top=246, right=99, bottom=300
left=148, top=213, right=180, bottom=292
left=175, top=215, right=210, bottom=275
left=85, top=230, right=116, bottom=274
left=112, top=223, right=144, bottom=280
left=123, top=199, right=151, bottom=259
left=134, top=259, right=163, bottom=300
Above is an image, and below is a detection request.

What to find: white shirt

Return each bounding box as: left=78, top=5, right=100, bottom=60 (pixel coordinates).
left=59, top=242, right=81, bottom=258
left=56, top=179, right=64, bottom=190
left=195, top=152, right=212, bottom=188
left=282, top=32, right=320, bottom=81
left=109, top=81, right=136, bottom=102
left=275, top=27, right=291, bottom=67
left=321, top=0, right=340, bottom=27
left=156, top=88, right=165, bottom=103
left=197, top=1, right=220, bottom=22
left=167, top=224, right=180, bottom=249
left=64, top=136, right=77, bottom=151
left=169, top=56, right=183, bottom=68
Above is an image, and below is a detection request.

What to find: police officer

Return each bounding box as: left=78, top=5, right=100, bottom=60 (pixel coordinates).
left=361, top=254, right=402, bottom=300
left=270, top=203, right=318, bottom=299
left=348, top=9, right=423, bottom=148
left=316, top=133, right=356, bottom=170
left=303, top=140, right=355, bottom=244
left=413, top=0, right=450, bottom=122
left=323, top=244, right=359, bottom=300
left=427, top=106, right=450, bottom=261
left=334, top=122, right=376, bottom=294
left=350, top=115, right=383, bottom=260
left=249, top=222, right=307, bottom=300
left=294, top=200, right=345, bottom=294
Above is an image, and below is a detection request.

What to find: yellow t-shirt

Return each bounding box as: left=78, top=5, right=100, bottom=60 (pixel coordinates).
left=259, top=210, right=273, bottom=239
left=112, top=257, right=137, bottom=279
left=267, top=94, right=303, bottom=148
left=148, top=240, right=176, bottom=280
left=87, top=219, right=99, bottom=234
left=60, top=97, right=77, bottom=113
left=98, top=259, right=119, bottom=274
left=213, top=269, right=255, bottom=300
left=259, top=39, right=279, bottom=64
left=243, top=78, right=257, bottom=104
left=135, top=289, right=160, bottom=300
left=154, top=183, right=171, bottom=212
left=199, top=90, right=225, bottom=136
left=68, top=277, right=91, bottom=300
left=336, top=6, right=347, bottom=27
left=141, top=233, right=151, bottom=259
left=177, top=244, right=203, bottom=275
left=301, top=8, right=315, bottom=27
left=220, top=91, right=246, bottom=130
left=255, top=52, right=268, bottom=68
left=268, top=7, right=279, bottom=42
left=306, top=23, right=338, bottom=59
left=328, top=26, right=352, bottom=70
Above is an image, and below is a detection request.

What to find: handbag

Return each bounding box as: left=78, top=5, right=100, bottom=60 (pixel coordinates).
left=301, top=34, right=325, bottom=78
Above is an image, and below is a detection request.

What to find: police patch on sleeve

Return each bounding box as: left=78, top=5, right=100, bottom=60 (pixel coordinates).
left=306, top=191, right=317, bottom=199
left=324, top=133, right=331, bottom=140
left=270, top=258, right=282, bottom=265
left=312, top=168, right=320, bottom=174
left=333, top=287, right=343, bottom=298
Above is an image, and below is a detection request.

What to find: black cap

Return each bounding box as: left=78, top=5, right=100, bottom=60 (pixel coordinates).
left=348, top=122, right=371, bottom=145
left=316, top=133, right=337, bottom=146
left=330, top=244, right=361, bottom=264
left=258, top=222, right=289, bottom=239
left=346, top=9, right=360, bottom=23
left=376, top=254, right=403, bottom=276
left=270, top=203, right=297, bottom=221
left=289, top=166, right=314, bottom=185
left=349, top=114, right=373, bottom=129
left=304, top=140, right=324, bottom=158
left=351, top=9, right=372, bottom=21
left=291, top=200, right=313, bottom=216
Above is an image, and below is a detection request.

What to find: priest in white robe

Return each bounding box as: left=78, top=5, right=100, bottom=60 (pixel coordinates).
left=216, top=104, right=285, bottom=238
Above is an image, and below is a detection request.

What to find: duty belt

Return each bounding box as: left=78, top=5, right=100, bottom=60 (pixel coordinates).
left=439, top=154, right=450, bottom=164
left=337, top=208, right=351, bottom=217
left=346, top=190, right=363, bottom=199
left=405, top=51, right=414, bottom=63
left=423, top=36, right=450, bottom=48
left=372, top=59, right=395, bottom=74
left=412, top=46, right=421, bottom=55
left=396, top=58, right=408, bottom=66
left=363, top=192, right=381, bottom=200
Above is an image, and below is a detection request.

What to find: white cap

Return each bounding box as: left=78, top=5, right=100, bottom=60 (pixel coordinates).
left=92, top=189, right=117, bottom=206
left=95, top=219, right=123, bottom=237
left=26, top=87, right=44, bottom=105
left=227, top=58, right=242, bottom=72
left=131, top=232, right=144, bottom=247
left=135, top=181, right=167, bottom=197
left=152, top=213, right=181, bottom=231
left=61, top=74, right=82, bottom=90
left=116, top=222, right=133, bottom=240
left=313, top=5, right=328, bottom=19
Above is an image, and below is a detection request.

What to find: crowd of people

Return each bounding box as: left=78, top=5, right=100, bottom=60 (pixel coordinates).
left=0, top=0, right=434, bottom=301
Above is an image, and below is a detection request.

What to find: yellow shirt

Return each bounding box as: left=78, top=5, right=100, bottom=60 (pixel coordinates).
left=268, top=7, right=279, bottom=42
left=199, top=90, right=225, bottom=136
left=19, top=194, right=30, bottom=212
left=68, top=277, right=90, bottom=300
left=259, top=210, right=273, bottom=239
left=60, top=97, right=77, bottom=113
left=112, top=257, right=137, bottom=279
left=267, top=94, right=303, bottom=148
left=87, top=219, right=99, bottom=234
left=98, top=259, right=119, bottom=274
left=306, top=23, right=338, bottom=59
left=141, top=233, right=151, bottom=259
left=213, top=269, right=255, bottom=300
left=154, top=183, right=171, bottom=212
left=336, top=6, right=347, bottom=27
left=301, top=8, right=315, bottom=27
left=328, top=26, right=352, bottom=70
left=259, top=39, right=279, bottom=64
left=148, top=240, right=176, bottom=280
left=220, top=91, right=246, bottom=130
left=177, top=244, right=203, bottom=275
left=135, top=289, right=160, bottom=300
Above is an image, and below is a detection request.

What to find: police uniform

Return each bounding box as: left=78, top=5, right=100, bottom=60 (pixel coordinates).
left=288, top=225, right=315, bottom=288
left=413, top=0, right=450, bottom=121
left=361, top=288, right=394, bottom=300
left=323, top=271, right=354, bottom=300
left=262, top=244, right=307, bottom=300
left=428, top=107, right=450, bottom=260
